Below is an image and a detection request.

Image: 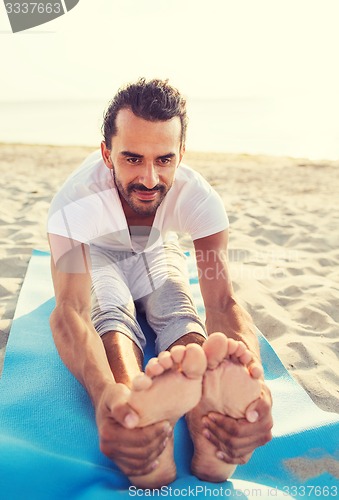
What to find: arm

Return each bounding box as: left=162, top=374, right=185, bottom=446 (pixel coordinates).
left=194, top=229, right=273, bottom=462
left=48, top=234, right=170, bottom=476
left=49, top=234, right=115, bottom=407
left=194, top=229, right=260, bottom=359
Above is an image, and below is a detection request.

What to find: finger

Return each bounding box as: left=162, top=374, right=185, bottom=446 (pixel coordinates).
left=205, top=412, right=259, bottom=438
left=111, top=438, right=166, bottom=464
left=205, top=426, right=268, bottom=461
left=203, top=424, right=255, bottom=459
left=245, top=399, right=260, bottom=423
left=118, top=458, right=161, bottom=477
left=204, top=412, right=272, bottom=446
left=207, top=411, right=273, bottom=439
left=201, top=422, right=254, bottom=465
left=105, top=385, right=140, bottom=429
left=101, top=434, right=168, bottom=472
left=245, top=390, right=273, bottom=423
left=108, top=432, right=173, bottom=474
left=138, top=420, right=173, bottom=442
left=110, top=403, right=140, bottom=429
left=105, top=436, right=164, bottom=460
left=204, top=431, right=254, bottom=459
left=101, top=419, right=172, bottom=454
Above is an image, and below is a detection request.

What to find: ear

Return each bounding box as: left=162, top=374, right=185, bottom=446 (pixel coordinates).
left=178, top=145, right=185, bottom=165
left=101, top=141, right=113, bottom=169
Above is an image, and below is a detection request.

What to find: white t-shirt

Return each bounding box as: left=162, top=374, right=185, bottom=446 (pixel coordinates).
left=47, top=150, right=229, bottom=254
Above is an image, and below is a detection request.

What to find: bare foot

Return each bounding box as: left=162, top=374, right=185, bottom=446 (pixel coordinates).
left=127, top=343, right=207, bottom=488
left=186, top=332, right=262, bottom=482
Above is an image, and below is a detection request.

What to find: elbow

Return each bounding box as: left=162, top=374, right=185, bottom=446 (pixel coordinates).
left=206, top=293, right=254, bottom=323
left=206, top=293, right=238, bottom=314
left=50, top=305, right=68, bottom=342
left=50, top=305, right=63, bottom=330
left=224, top=295, right=254, bottom=322
left=50, top=303, right=89, bottom=343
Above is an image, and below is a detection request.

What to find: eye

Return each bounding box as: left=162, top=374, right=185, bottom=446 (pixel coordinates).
left=158, top=157, right=172, bottom=165
left=127, top=157, right=142, bottom=164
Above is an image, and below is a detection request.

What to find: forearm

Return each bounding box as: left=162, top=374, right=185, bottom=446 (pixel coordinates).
left=50, top=304, right=115, bottom=407
left=205, top=297, right=260, bottom=360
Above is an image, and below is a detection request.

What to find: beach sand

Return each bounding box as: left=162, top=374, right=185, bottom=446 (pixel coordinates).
left=1, top=143, right=338, bottom=416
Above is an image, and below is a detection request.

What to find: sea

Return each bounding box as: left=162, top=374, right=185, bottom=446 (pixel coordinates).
left=1, top=96, right=338, bottom=160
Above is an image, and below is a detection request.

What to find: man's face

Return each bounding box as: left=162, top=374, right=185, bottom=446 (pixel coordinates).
left=102, top=108, right=184, bottom=217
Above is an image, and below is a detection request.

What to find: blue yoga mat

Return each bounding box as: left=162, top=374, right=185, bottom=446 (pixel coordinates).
left=0, top=250, right=338, bottom=499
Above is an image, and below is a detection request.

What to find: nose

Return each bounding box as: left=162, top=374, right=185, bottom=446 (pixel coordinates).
left=140, top=162, right=159, bottom=189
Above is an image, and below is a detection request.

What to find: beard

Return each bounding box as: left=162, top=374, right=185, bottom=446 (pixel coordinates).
left=111, top=166, right=171, bottom=216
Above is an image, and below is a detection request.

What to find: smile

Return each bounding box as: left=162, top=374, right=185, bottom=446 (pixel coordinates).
left=133, top=189, right=159, bottom=201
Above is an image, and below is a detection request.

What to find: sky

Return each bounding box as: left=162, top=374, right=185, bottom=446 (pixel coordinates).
left=1, top=0, right=338, bottom=158
left=1, top=0, right=339, bottom=102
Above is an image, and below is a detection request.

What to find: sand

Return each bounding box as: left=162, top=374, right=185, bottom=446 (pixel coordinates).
left=1, top=143, right=338, bottom=417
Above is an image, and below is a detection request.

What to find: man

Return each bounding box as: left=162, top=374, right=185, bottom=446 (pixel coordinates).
left=47, top=78, right=273, bottom=489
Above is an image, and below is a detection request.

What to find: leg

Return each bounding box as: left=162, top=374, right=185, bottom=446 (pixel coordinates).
left=129, top=242, right=207, bottom=428
left=90, top=245, right=147, bottom=364
left=127, top=341, right=207, bottom=488
left=90, top=246, right=206, bottom=488
left=186, top=332, right=262, bottom=482
left=123, top=243, right=208, bottom=487
left=101, top=330, right=143, bottom=387
left=90, top=246, right=163, bottom=484
left=167, top=332, right=205, bottom=348
left=133, top=244, right=262, bottom=482
left=137, top=241, right=207, bottom=354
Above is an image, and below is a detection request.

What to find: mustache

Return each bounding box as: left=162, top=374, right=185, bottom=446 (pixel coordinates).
left=128, top=184, right=165, bottom=193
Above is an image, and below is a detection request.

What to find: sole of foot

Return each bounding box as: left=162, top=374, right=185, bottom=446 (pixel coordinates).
left=128, top=342, right=207, bottom=489
left=186, top=332, right=262, bottom=483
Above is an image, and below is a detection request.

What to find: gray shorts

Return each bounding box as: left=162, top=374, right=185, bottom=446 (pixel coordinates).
left=90, top=241, right=207, bottom=354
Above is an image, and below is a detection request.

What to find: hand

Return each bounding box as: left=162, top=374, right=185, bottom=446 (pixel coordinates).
left=202, top=383, right=273, bottom=465
left=95, top=383, right=172, bottom=477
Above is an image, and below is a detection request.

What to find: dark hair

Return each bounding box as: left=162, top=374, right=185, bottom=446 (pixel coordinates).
left=102, top=78, right=188, bottom=149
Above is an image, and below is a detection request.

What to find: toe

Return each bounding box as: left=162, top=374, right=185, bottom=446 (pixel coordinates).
left=227, top=338, right=241, bottom=356
left=158, top=351, right=174, bottom=370
left=170, top=345, right=186, bottom=364
left=234, top=341, right=247, bottom=357
left=132, top=373, right=153, bottom=391
left=248, top=362, right=264, bottom=379
left=203, top=332, right=228, bottom=369
left=181, top=343, right=207, bottom=379
left=145, top=358, right=165, bottom=377
left=239, top=351, right=253, bottom=366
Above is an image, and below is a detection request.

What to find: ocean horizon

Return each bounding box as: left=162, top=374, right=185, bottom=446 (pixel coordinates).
left=1, top=97, right=338, bottom=160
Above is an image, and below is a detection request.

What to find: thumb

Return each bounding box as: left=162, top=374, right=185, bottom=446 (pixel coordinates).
left=112, top=403, right=140, bottom=429
left=106, top=385, right=140, bottom=429
left=245, top=399, right=260, bottom=423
